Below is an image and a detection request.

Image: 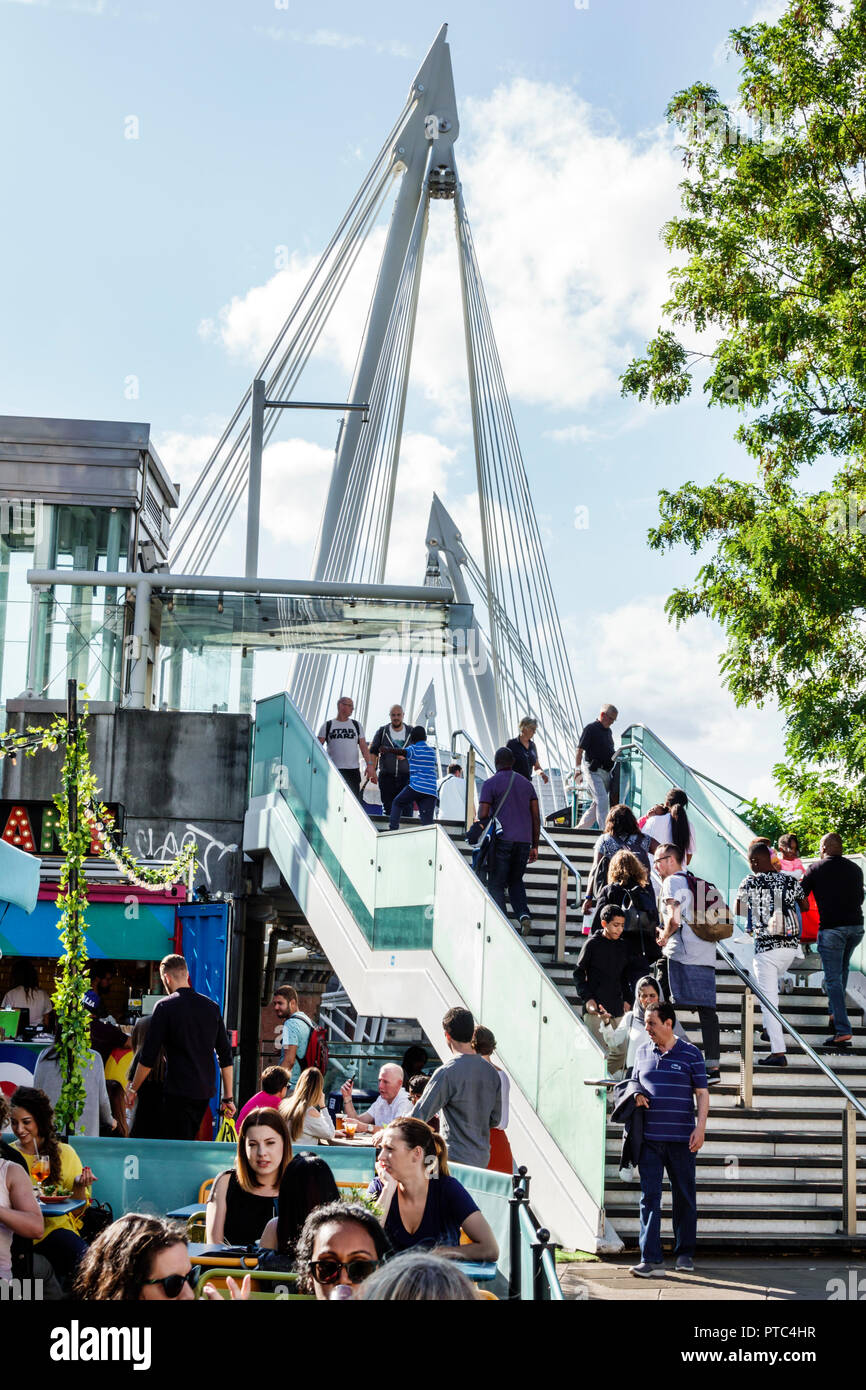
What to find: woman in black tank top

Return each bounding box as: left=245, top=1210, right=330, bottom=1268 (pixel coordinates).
left=206, top=1108, right=292, bottom=1246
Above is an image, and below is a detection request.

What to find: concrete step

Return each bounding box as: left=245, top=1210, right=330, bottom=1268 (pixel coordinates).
left=703, top=1085, right=866, bottom=1110
left=608, top=1211, right=866, bottom=1236
left=606, top=1134, right=866, bottom=1158
left=607, top=1160, right=865, bottom=1181
left=605, top=1178, right=857, bottom=1208
left=694, top=1108, right=854, bottom=1134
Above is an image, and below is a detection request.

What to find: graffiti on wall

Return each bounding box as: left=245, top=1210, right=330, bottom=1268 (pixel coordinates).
left=134, top=823, right=239, bottom=888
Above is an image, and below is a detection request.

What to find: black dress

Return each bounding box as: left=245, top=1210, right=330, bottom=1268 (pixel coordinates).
left=221, top=1170, right=278, bottom=1246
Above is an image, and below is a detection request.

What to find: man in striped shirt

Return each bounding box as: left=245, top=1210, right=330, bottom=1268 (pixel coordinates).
left=388, top=726, right=439, bottom=829
left=629, top=1001, right=709, bottom=1278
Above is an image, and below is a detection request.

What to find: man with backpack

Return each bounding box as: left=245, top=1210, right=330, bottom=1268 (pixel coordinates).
left=317, top=695, right=375, bottom=799
left=477, top=746, right=540, bottom=936
left=655, top=843, right=723, bottom=1086
left=273, top=986, right=327, bottom=1089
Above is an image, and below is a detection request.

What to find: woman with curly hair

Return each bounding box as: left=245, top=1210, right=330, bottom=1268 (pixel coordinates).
left=10, top=1085, right=95, bottom=1280
left=75, top=1214, right=197, bottom=1300
left=295, top=1201, right=388, bottom=1300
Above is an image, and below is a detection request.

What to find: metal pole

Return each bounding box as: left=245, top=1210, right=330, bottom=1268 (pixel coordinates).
left=531, top=1228, right=557, bottom=1302
left=508, top=1170, right=528, bottom=1301
left=465, top=747, right=476, bottom=831
left=127, top=579, right=152, bottom=710
left=842, top=1102, right=858, bottom=1236
left=246, top=377, right=266, bottom=580
left=555, top=861, right=568, bottom=963
left=739, top=987, right=754, bottom=1109
left=64, top=678, right=78, bottom=1142
left=28, top=570, right=454, bottom=605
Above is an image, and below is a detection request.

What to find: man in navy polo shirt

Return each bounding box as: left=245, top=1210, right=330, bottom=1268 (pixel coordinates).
left=629, top=1001, right=709, bottom=1277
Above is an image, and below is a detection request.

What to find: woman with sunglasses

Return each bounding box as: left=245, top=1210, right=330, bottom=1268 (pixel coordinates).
left=75, top=1214, right=198, bottom=1300
left=295, top=1201, right=388, bottom=1300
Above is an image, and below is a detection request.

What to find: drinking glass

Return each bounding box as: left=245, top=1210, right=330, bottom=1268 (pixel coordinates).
left=344, top=1121, right=357, bottom=1139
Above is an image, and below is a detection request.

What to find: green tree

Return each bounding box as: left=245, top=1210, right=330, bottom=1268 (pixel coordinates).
left=621, top=0, right=866, bottom=837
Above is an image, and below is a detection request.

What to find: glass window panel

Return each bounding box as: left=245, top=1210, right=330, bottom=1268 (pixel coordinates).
left=536, top=976, right=607, bottom=1206
left=372, top=829, right=435, bottom=950
left=479, top=899, right=542, bottom=1104
left=251, top=695, right=285, bottom=798
left=430, top=830, right=485, bottom=1017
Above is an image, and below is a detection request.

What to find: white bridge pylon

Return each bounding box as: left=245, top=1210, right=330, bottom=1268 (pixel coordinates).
left=171, top=24, right=582, bottom=774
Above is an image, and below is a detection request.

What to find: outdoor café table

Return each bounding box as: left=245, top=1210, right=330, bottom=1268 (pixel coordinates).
left=455, top=1260, right=497, bottom=1283
left=187, top=1242, right=259, bottom=1269
left=166, top=1202, right=207, bottom=1220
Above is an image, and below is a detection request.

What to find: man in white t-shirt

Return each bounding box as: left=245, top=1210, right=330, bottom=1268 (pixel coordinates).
left=655, top=842, right=721, bottom=1085
left=317, top=695, right=375, bottom=800
left=437, top=763, right=471, bottom=823
left=340, top=1063, right=412, bottom=1134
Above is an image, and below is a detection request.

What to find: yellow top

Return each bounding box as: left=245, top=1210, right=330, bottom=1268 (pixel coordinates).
left=15, top=1143, right=88, bottom=1239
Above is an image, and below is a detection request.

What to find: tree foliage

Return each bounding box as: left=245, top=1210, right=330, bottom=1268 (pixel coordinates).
left=621, top=0, right=866, bottom=835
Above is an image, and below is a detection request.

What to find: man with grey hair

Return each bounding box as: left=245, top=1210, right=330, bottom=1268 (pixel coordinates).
left=340, top=1062, right=412, bottom=1134
left=576, top=704, right=618, bottom=830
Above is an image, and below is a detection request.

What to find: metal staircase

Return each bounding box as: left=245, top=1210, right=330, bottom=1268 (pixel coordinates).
left=439, top=815, right=866, bottom=1245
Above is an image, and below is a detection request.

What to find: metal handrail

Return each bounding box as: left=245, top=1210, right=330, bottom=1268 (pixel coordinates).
left=616, top=738, right=748, bottom=861
left=717, top=942, right=866, bottom=1123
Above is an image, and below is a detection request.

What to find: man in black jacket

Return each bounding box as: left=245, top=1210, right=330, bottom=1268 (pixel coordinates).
left=801, top=834, right=865, bottom=1049
left=368, top=704, right=411, bottom=814
left=126, top=954, right=235, bottom=1140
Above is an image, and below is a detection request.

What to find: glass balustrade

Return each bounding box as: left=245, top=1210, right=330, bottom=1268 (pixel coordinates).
left=251, top=691, right=608, bottom=1209
left=619, top=723, right=751, bottom=902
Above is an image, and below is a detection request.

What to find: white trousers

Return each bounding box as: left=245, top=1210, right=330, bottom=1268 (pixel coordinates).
left=578, top=768, right=611, bottom=830
left=751, top=945, right=798, bottom=1054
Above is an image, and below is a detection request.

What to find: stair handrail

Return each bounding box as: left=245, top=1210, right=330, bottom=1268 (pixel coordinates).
left=716, top=942, right=866, bottom=1122
left=450, top=727, right=582, bottom=895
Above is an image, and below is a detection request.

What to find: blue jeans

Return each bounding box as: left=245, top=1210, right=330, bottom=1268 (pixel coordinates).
left=817, top=924, right=865, bottom=1035
left=488, top=838, right=531, bottom=921
left=638, top=1139, right=697, bottom=1263
left=389, top=784, right=437, bottom=830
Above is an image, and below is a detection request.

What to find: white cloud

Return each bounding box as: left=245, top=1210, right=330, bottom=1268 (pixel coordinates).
left=573, top=595, right=786, bottom=802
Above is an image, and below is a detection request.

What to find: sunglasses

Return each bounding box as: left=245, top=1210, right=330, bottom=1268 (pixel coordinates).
left=143, top=1268, right=197, bottom=1298
left=310, top=1257, right=380, bottom=1286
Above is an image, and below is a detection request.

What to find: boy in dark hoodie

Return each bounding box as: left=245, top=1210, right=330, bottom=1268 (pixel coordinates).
left=575, top=905, right=633, bottom=1073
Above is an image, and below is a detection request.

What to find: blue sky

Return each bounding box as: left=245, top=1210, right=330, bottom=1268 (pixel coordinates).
left=0, top=0, right=792, bottom=796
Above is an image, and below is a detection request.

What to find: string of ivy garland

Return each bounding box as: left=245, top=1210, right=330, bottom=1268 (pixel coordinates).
left=0, top=702, right=198, bottom=1132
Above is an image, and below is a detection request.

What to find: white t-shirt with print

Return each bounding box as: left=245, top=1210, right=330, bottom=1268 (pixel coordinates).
left=318, top=718, right=365, bottom=771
